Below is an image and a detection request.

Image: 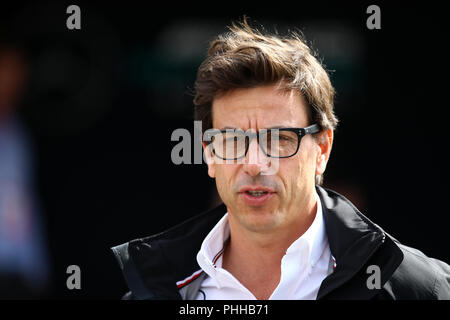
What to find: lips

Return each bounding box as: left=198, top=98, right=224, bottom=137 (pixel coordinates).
left=238, top=186, right=276, bottom=206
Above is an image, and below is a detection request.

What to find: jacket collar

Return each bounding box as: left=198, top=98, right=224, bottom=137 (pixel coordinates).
left=119, top=186, right=403, bottom=299
left=316, top=187, right=404, bottom=299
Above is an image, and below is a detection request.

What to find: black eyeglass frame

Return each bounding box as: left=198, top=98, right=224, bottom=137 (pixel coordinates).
left=204, top=123, right=321, bottom=160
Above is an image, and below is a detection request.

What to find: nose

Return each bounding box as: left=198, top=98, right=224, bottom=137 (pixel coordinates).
left=242, top=137, right=270, bottom=177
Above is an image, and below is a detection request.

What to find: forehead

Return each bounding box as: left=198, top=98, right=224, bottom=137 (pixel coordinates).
left=211, top=84, right=310, bottom=130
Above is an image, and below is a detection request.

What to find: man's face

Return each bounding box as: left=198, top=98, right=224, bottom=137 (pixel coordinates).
left=204, top=84, right=332, bottom=233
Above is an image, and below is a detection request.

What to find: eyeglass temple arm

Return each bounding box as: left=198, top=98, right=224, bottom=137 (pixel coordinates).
left=304, top=124, right=321, bottom=135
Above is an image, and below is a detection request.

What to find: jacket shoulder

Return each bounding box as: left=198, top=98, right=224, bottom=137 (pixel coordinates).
left=110, top=203, right=228, bottom=300
left=111, top=242, right=150, bottom=300
left=386, top=241, right=450, bottom=299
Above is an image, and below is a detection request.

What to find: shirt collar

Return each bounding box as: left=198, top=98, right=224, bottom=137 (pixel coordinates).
left=197, top=190, right=327, bottom=278
left=285, top=190, right=327, bottom=269
left=196, top=212, right=230, bottom=275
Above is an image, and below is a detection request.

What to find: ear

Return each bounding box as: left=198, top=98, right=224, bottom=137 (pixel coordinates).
left=202, top=141, right=216, bottom=178
left=315, top=129, right=333, bottom=176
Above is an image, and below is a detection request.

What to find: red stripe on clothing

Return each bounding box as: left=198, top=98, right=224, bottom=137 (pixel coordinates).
left=176, top=270, right=204, bottom=288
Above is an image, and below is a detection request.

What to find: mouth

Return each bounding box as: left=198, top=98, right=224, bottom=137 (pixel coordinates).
left=238, top=187, right=276, bottom=206
left=245, top=190, right=269, bottom=197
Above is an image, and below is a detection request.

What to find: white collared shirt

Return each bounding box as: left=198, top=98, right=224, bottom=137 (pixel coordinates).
left=195, top=191, right=333, bottom=300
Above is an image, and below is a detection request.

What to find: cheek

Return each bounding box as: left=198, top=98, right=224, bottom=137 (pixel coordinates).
left=283, top=150, right=316, bottom=192
left=214, top=165, right=237, bottom=199
left=275, top=160, right=300, bottom=199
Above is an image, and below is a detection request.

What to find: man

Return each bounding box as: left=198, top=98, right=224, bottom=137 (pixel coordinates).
left=112, top=20, right=450, bottom=300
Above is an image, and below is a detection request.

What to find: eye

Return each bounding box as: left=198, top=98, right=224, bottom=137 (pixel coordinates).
left=278, top=134, right=294, bottom=142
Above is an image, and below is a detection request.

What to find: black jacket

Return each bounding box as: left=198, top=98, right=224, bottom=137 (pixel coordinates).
left=111, top=186, right=450, bottom=300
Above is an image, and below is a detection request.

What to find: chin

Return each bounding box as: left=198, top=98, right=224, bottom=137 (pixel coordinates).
left=237, top=206, right=283, bottom=232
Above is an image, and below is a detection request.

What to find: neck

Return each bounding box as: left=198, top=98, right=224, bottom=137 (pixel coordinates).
left=222, top=194, right=317, bottom=299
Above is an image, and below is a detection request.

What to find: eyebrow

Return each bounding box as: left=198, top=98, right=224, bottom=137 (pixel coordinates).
left=265, top=125, right=288, bottom=129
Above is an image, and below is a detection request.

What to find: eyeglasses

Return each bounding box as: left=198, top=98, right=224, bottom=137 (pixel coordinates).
left=204, top=124, right=320, bottom=160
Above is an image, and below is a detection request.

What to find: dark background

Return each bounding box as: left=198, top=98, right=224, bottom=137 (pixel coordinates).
left=0, top=1, right=448, bottom=299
